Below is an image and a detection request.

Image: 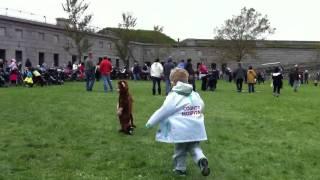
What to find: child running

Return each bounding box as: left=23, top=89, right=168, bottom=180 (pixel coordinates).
left=146, top=68, right=211, bottom=176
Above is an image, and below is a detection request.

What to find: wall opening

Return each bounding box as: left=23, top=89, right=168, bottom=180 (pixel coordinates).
left=0, top=49, right=6, bottom=60
left=39, top=52, right=45, bottom=66
left=54, top=53, right=59, bottom=67
left=15, top=50, right=22, bottom=62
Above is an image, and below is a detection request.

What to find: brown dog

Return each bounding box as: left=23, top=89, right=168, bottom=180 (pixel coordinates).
left=117, top=80, right=135, bottom=135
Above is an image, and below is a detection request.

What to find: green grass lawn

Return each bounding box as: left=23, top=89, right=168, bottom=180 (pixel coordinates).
left=0, top=80, right=319, bottom=180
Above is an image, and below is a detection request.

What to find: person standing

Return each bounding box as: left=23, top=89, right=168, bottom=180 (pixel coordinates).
left=0, top=59, right=6, bottom=87
left=163, top=57, right=175, bottom=95
left=292, top=65, right=300, bottom=92
left=272, top=67, right=283, bottom=97
left=150, top=58, right=163, bottom=95
left=0, top=58, right=3, bottom=69
left=247, top=66, right=257, bottom=93
left=25, top=58, right=32, bottom=68
left=185, top=58, right=196, bottom=91
left=9, top=59, right=18, bottom=86
left=132, top=61, right=141, bottom=81
left=304, top=70, right=309, bottom=84
left=95, top=59, right=102, bottom=82
left=146, top=68, right=210, bottom=177
left=207, top=63, right=219, bottom=91
left=141, top=63, right=150, bottom=80
left=100, top=57, right=113, bottom=92
left=233, top=63, right=246, bottom=92
left=314, top=71, right=320, bottom=86
left=84, top=52, right=95, bottom=91
left=198, top=62, right=208, bottom=91
left=177, top=59, right=185, bottom=69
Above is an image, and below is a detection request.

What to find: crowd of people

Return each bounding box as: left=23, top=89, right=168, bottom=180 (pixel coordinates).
left=1, top=55, right=320, bottom=96
left=0, top=58, right=66, bottom=88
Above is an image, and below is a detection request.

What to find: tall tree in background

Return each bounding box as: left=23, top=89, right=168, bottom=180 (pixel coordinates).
left=153, top=25, right=164, bottom=45
left=62, top=0, right=93, bottom=63
left=114, top=12, right=137, bottom=68
left=153, top=25, right=163, bottom=33
left=214, top=7, right=275, bottom=62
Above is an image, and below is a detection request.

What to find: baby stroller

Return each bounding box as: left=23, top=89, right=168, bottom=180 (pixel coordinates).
left=47, top=68, right=64, bottom=85
left=0, top=69, right=7, bottom=87
left=32, top=69, right=46, bottom=87
left=23, top=70, right=33, bottom=88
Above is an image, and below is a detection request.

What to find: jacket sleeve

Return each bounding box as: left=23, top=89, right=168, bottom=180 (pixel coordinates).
left=146, top=95, right=176, bottom=127
left=160, top=64, right=164, bottom=74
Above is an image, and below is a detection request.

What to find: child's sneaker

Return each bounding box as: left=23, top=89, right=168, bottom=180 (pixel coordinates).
left=173, top=169, right=187, bottom=176
left=198, top=158, right=210, bottom=176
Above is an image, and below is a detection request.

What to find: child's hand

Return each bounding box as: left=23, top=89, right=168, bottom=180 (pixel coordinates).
left=145, top=123, right=152, bottom=129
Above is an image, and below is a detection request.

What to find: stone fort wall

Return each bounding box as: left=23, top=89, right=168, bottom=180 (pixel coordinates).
left=0, top=15, right=319, bottom=70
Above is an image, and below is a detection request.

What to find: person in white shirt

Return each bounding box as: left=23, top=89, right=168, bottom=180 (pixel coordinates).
left=146, top=68, right=210, bottom=176
left=150, top=58, right=163, bottom=95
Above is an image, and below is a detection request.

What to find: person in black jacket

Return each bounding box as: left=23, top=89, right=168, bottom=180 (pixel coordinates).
left=163, top=57, right=175, bottom=95
left=185, top=58, right=196, bottom=91
left=25, top=58, right=32, bottom=68
left=207, top=63, right=219, bottom=91
left=233, top=63, right=246, bottom=92
left=272, top=67, right=283, bottom=97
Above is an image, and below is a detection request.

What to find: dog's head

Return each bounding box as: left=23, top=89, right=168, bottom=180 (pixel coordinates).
left=118, top=80, right=129, bottom=95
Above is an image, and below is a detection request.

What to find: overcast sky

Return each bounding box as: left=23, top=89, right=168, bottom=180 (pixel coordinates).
left=0, top=0, right=319, bottom=41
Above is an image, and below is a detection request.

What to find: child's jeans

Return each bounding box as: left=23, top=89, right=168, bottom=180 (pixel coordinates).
left=173, top=142, right=206, bottom=171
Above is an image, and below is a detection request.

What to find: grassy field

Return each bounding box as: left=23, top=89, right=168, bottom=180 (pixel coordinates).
left=0, top=80, right=319, bottom=180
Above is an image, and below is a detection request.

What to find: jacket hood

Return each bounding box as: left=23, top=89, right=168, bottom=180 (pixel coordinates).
left=172, top=81, right=193, bottom=96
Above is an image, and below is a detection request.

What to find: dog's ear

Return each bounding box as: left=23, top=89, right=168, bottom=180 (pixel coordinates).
left=118, top=80, right=128, bottom=92
left=121, top=81, right=126, bottom=88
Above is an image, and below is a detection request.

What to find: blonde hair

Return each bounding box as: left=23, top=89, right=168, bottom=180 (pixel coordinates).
left=169, top=68, right=189, bottom=86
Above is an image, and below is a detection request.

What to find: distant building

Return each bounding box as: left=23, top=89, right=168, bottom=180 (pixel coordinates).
left=0, top=15, right=319, bottom=70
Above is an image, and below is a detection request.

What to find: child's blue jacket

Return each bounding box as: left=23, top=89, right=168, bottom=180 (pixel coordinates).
left=146, top=82, right=208, bottom=143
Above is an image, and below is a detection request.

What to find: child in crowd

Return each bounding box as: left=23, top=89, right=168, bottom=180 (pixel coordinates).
left=272, top=67, right=283, bottom=97
left=146, top=68, right=210, bottom=176
left=23, top=67, right=33, bottom=87
left=9, top=59, right=18, bottom=85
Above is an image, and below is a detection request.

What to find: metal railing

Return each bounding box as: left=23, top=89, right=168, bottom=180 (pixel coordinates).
left=0, top=7, right=56, bottom=24
left=0, top=7, right=103, bottom=32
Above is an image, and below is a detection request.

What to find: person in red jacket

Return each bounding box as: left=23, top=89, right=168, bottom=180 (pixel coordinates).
left=100, top=57, right=113, bottom=92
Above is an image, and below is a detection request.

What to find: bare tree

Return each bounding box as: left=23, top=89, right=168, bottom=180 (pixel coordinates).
left=62, top=0, right=93, bottom=63
left=153, top=25, right=164, bottom=46
left=114, top=12, right=137, bottom=68
left=153, top=25, right=163, bottom=33
left=214, top=7, right=275, bottom=62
